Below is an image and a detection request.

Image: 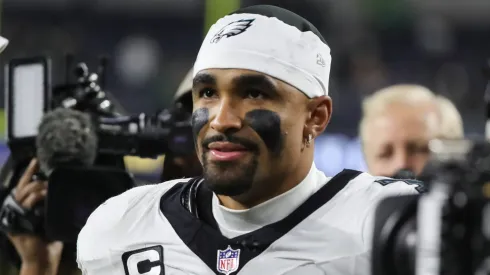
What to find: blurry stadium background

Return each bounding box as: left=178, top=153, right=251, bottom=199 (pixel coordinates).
left=0, top=0, right=489, bottom=180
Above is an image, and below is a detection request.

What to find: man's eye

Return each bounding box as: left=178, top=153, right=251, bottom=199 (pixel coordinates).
left=247, top=89, right=264, bottom=99
left=199, top=89, right=216, bottom=98
left=378, top=152, right=392, bottom=159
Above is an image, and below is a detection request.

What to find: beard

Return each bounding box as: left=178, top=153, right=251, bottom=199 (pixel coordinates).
left=202, top=153, right=258, bottom=196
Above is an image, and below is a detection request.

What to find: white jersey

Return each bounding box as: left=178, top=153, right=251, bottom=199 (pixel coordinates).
left=77, top=169, right=422, bottom=275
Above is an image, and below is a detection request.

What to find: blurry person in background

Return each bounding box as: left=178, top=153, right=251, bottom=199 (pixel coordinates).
left=0, top=36, right=75, bottom=275
left=0, top=160, right=81, bottom=275
left=160, top=69, right=202, bottom=181
left=360, top=84, right=464, bottom=177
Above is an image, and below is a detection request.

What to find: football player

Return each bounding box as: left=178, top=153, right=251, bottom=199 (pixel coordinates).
left=77, top=5, right=422, bottom=275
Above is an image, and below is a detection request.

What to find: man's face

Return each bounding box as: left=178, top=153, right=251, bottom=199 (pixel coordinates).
left=363, top=103, right=439, bottom=177
left=191, top=69, right=318, bottom=197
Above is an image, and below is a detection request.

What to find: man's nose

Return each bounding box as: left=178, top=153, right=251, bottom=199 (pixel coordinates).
left=209, top=99, right=243, bottom=133
left=392, top=151, right=411, bottom=174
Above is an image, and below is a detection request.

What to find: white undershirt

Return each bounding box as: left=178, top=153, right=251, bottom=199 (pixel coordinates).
left=212, top=163, right=330, bottom=238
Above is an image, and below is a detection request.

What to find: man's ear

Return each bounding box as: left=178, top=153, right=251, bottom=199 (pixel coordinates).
left=304, top=95, right=332, bottom=138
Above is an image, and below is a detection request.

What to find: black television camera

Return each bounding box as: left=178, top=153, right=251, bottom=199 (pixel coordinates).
left=371, top=67, right=490, bottom=275
left=49, top=58, right=195, bottom=158
left=0, top=55, right=195, bottom=243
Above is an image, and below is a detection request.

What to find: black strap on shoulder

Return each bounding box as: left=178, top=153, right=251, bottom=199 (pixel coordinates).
left=180, top=176, right=223, bottom=230
left=180, top=177, right=204, bottom=218
left=180, top=176, right=219, bottom=229
left=195, top=182, right=220, bottom=230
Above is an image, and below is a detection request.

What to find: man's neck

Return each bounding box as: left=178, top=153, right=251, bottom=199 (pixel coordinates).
left=217, top=157, right=313, bottom=210
left=211, top=161, right=327, bottom=238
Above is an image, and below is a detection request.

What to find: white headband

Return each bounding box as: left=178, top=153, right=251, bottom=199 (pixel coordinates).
left=193, top=13, right=331, bottom=98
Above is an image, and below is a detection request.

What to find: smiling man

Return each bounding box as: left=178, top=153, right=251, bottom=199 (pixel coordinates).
left=191, top=69, right=323, bottom=209
left=77, top=5, right=421, bottom=275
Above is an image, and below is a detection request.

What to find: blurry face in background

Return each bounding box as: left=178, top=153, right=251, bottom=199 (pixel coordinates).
left=191, top=68, right=312, bottom=198
left=363, top=103, right=439, bottom=177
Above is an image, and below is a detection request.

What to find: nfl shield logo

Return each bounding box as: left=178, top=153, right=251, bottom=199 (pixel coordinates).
left=217, top=245, right=240, bottom=275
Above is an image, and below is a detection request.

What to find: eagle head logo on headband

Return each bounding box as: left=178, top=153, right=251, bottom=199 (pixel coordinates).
left=210, top=19, right=255, bottom=44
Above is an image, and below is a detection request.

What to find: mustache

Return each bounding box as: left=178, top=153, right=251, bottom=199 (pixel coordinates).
left=202, top=134, right=259, bottom=151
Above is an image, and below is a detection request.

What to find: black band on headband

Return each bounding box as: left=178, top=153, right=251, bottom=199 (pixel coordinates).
left=231, top=5, right=326, bottom=44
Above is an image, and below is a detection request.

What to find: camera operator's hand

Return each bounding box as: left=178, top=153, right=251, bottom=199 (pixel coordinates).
left=7, top=159, right=63, bottom=275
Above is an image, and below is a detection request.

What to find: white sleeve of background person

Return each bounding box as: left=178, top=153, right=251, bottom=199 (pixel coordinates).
left=193, top=13, right=331, bottom=98
left=76, top=179, right=184, bottom=274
